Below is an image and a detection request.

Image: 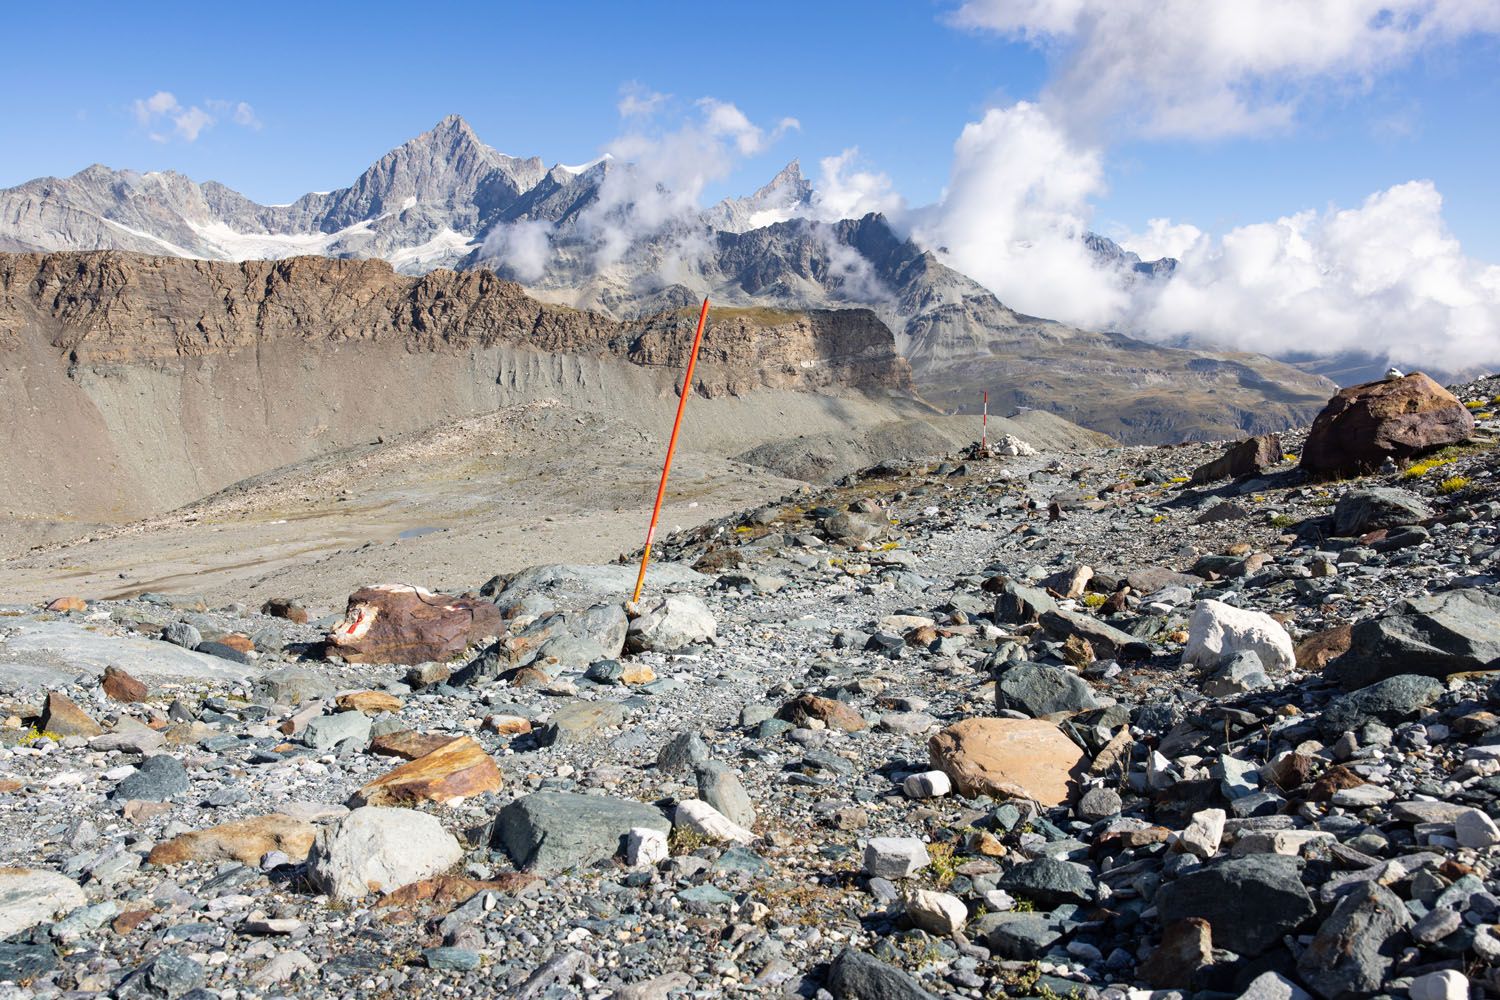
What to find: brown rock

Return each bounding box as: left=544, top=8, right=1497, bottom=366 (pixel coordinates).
left=510, top=666, right=550, bottom=688
left=1263, top=752, right=1320, bottom=791
left=1041, top=564, right=1094, bottom=600
left=372, top=873, right=539, bottom=912
left=112, top=909, right=154, bottom=935
left=45, top=596, right=86, bottom=613
left=0, top=779, right=23, bottom=794
left=619, top=663, right=656, bottom=685
left=351, top=736, right=503, bottom=807
left=328, top=584, right=503, bottom=665
left=101, top=666, right=148, bottom=704
left=261, top=597, right=310, bottom=624
left=777, top=694, right=868, bottom=732
left=1140, top=918, right=1214, bottom=988
left=40, top=692, right=102, bottom=738
left=927, top=717, right=1086, bottom=806
left=1062, top=634, right=1095, bottom=667
left=1189, top=434, right=1282, bottom=486
left=216, top=633, right=255, bottom=654
left=1307, top=765, right=1366, bottom=801
left=369, top=730, right=456, bottom=760
left=484, top=715, right=532, bottom=736
left=1301, top=373, right=1475, bottom=478
left=148, top=814, right=316, bottom=866
left=335, top=690, right=404, bottom=715
left=1296, top=624, right=1353, bottom=671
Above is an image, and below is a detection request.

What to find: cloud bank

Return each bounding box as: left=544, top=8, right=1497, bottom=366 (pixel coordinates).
left=131, top=92, right=261, bottom=143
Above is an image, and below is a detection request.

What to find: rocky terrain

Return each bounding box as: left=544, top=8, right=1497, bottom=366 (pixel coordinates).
left=0, top=371, right=1496, bottom=999
left=0, top=116, right=1339, bottom=444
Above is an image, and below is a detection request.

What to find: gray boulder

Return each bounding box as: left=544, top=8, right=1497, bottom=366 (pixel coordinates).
left=1319, top=674, right=1445, bottom=738
left=1040, top=608, right=1152, bottom=660
left=495, top=792, right=670, bottom=873
left=695, top=761, right=756, bottom=829
left=997, top=858, right=1095, bottom=906
left=826, top=948, right=941, bottom=1000
left=627, top=594, right=716, bottom=652
left=301, top=711, right=372, bottom=750
left=993, top=579, right=1057, bottom=625
left=111, top=755, right=189, bottom=802
left=1203, top=650, right=1273, bottom=698
left=1332, top=487, right=1433, bottom=536
left=1154, top=855, right=1315, bottom=956
left=995, top=662, right=1100, bottom=717
left=1326, top=589, right=1500, bottom=689
left=308, top=806, right=462, bottom=900
left=1296, top=881, right=1411, bottom=999
left=255, top=667, right=335, bottom=706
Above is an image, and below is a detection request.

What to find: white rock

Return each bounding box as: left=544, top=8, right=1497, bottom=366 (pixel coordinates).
left=984, top=889, right=1016, bottom=911
left=1331, top=784, right=1395, bottom=807
left=1409, top=970, right=1469, bottom=1000
left=1455, top=808, right=1500, bottom=849
left=863, top=837, right=930, bottom=879
left=625, top=827, right=669, bottom=866
left=994, top=434, right=1037, bottom=457
left=903, top=888, right=968, bottom=936
left=1182, top=599, right=1295, bottom=673
left=902, top=770, right=952, bottom=799
left=0, top=868, right=87, bottom=939
left=627, top=594, right=716, bottom=652
left=672, top=799, right=754, bottom=845
left=1236, top=971, right=1312, bottom=1000
left=1175, top=808, right=1226, bottom=859
left=307, top=806, right=462, bottom=900
left=1231, top=830, right=1336, bottom=857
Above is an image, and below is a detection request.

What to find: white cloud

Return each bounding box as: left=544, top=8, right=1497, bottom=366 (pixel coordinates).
left=1126, top=181, right=1500, bottom=373
left=950, top=0, right=1500, bottom=139
left=811, top=148, right=905, bottom=222
left=479, top=219, right=554, bottom=282
left=618, top=83, right=667, bottom=118
left=132, top=92, right=262, bottom=142
left=913, top=102, right=1128, bottom=329
left=1117, top=218, right=1203, bottom=261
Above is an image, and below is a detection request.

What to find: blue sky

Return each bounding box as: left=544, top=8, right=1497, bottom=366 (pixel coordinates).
left=2, top=1, right=1494, bottom=254
left=3, top=1, right=1497, bottom=369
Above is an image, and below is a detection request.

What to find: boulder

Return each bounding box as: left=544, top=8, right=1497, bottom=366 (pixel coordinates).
left=1040, top=608, right=1150, bottom=660
left=0, top=869, right=87, bottom=939
left=327, top=584, right=502, bottom=665
left=351, top=736, right=503, bottom=807
left=992, top=579, right=1056, bottom=626
left=1183, top=600, right=1294, bottom=673
left=495, top=792, right=670, bottom=873
left=301, top=711, right=372, bottom=750
left=148, top=814, right=316, bottom=866
left=1154, top=855, right=1315, bottom=956
left=1319, top=674, right=1446, bottom=738
left=997, top=858, right=1095, bottom=906
left=778, top=694, right=868, bottom=732
left=1202, top=651, right=1272, bottom=698
left=307, top=806, right=462, bottom=899
left=334, top=690, right=404, bottom=715
left=1332, top=487, right=1433, bottom=536
left=863, top=837, right=931, bottom=879
left=101, top=666, right=148, bottom=703
left=111, top=755, right=189, bottom=802
left=1296, top=881, right=1410, bottom=999
left=1294, top=625, right=1352, bottom=671
left=695, top=761, right=756, bottom=828
left=928, top=717, right=1086, bottom=806
left=539, top=700, right=628, bottom=747
left=995, top=662, right=1100, bottom=717
left=827, top=948, right=942, bottom=1000
left=254, top=667, right=335, bottom=706
left=1190, top=434, right=1282, bottom=486
left=626, top=594, right=716, bottom=653
left=903, top=888, right=968, bottom=937
left=40, top=691, right=102, bottom=738
left=672, top=799, right=755, bottom=845
left=1139, top=918, right=1214, bottom=989
left=370, top=729, right=456, bottom=760
left=1326, top=588, right=1500, bottom=689
left=1039, top=564, right=1093, bottom=599
left=1301, top=372, right=1473, bottom=478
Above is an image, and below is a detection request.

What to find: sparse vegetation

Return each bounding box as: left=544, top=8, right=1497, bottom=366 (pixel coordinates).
left=1270, top=513, right=1298, bottom=529
left=17, top=726, right=62, bottom=745
left=1438, top=475, right=1470, bottom=494
left=926, top=841, right=959, bottom=888
left=1402, top=456, right=1455, bottom=478
left=1081, top=592, right=1107, bottom=609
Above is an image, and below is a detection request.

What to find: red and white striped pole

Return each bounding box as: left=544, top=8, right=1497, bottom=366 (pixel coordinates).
left=632, top=297, right=710, bottom=603
left=981, top=390, right=988, bottom=452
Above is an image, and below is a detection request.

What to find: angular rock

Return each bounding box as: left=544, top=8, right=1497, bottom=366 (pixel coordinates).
left=1300, top=372, right=1474, bottom=478
left=370, top=729, right=455, bottom=760
left=1140, top=918, right=1213, bottom=989
left=863, top=837, right=931, bottom=879
left=308, top=806, right=462, bottom=900
left=1319, top=674, right=1445, bottom=738
left=101, top=666, right=148, bottom=703
left=0, top=868, right=86, bottom=939
left=1040, top=607, right=1150, bottom=660
left=40, top=691, right=101, bottom=738
left=496, top=792, right=669, bottom=873
left=148, top=814, right=316, bottom=866
left=995, top=662, right=1100, bottom=717
left=1183, top=600, right=1294, bottom=673
left=904, top=888, right=968, bottom=937
left=1295, top=625, right=1352, bottom=671
left=1040, top=564, right=1093, bottom=599
left=992, top=579, right=1057, bottom=626
left=673, top=799, right=755, bottom=845
left=1175, top=808, right=1226, bottom=859
left=1203, top=651, right=1272, bottom=698
left=351, top=736, right=503, bottom=807
left=1410, top=971, right=1470, bottom=1000
left=1332, top=487, right=1434, bottom=536
left=327, top=584, right=502, bottom=665
left=334, top=690, right=404, bottom=714
left=301, top=710, right=372, bottom=750
left=254, top=667, right=334, bottom=705
left=625, top=827, right=668, bottom=867
left=1190, top=434, right=1282, bottom=486
left=1155, top=855, right=1316, bottom=956
left=928, top=717, right=1085, bottom=806
left=777, top=693, right=868, bottom=732
left=1296, top=880, right=1410, bottom=999
left=1326, top=589, right=1500, bottom=689
left=625, top=594, right=715, bottom=653
left=997, top=858, right=1094, bottom=906
left=539, top=700, right=627, bottom=747
left=827, top=948, right=941, bottom=1000
left=111, top=755, right=189, bottom=802
left=695, top=761, right=756, bottom=828
left=1455, top=808, right=1500, bottom=849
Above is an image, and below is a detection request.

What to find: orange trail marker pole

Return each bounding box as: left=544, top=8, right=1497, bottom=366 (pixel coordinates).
left=632, top=297, right=711, bottom=603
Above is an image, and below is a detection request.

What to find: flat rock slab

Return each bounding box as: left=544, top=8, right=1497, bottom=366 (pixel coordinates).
left=352, top=736, right=503, bottom=807
left=496, top=792, right=669, bottom=873
left=928, top=717, right=1085, bottom=806
left=0, top=868, right=87, bottom=939
left=0, top=620, right=257, bottom=691
left=148, top=814, right=316, bottom=867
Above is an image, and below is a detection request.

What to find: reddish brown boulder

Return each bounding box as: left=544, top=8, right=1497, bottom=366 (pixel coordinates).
left=261, top=597, right=310, bottom=624
left=370, top=730, right=456, bottom=760
left=216, top=634, right=255, bottom=654
left=928, top=717, right=1086, bottom=806
left=1301, top=373, right=1473, bottom=478
left=777, top=694, right=868, bottom=732
left=335, top=691, right=404, bottom=715
left=148, top=814, right=315, bottom=866
left=351, top=736, right=503, bottom=807
left=40, top=692, right=102, bottom=738
left=101, top=666, right=148, bottom=703
left=327, top=585, right=502, bottom=665
left=1189, top=434, right=1283, bottom=486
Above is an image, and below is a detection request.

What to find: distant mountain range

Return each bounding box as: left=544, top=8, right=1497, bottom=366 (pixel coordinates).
left=0, top=115, right=1337, bottom=442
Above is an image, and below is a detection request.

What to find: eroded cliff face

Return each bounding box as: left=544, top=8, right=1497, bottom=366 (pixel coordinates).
left=0, top=252, right=911, bottom=397
left=0, top=251, right=914, bottom=523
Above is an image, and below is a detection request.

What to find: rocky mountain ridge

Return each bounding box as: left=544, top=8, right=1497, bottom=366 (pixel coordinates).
left=0, top=117, right=1338, bottom=443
